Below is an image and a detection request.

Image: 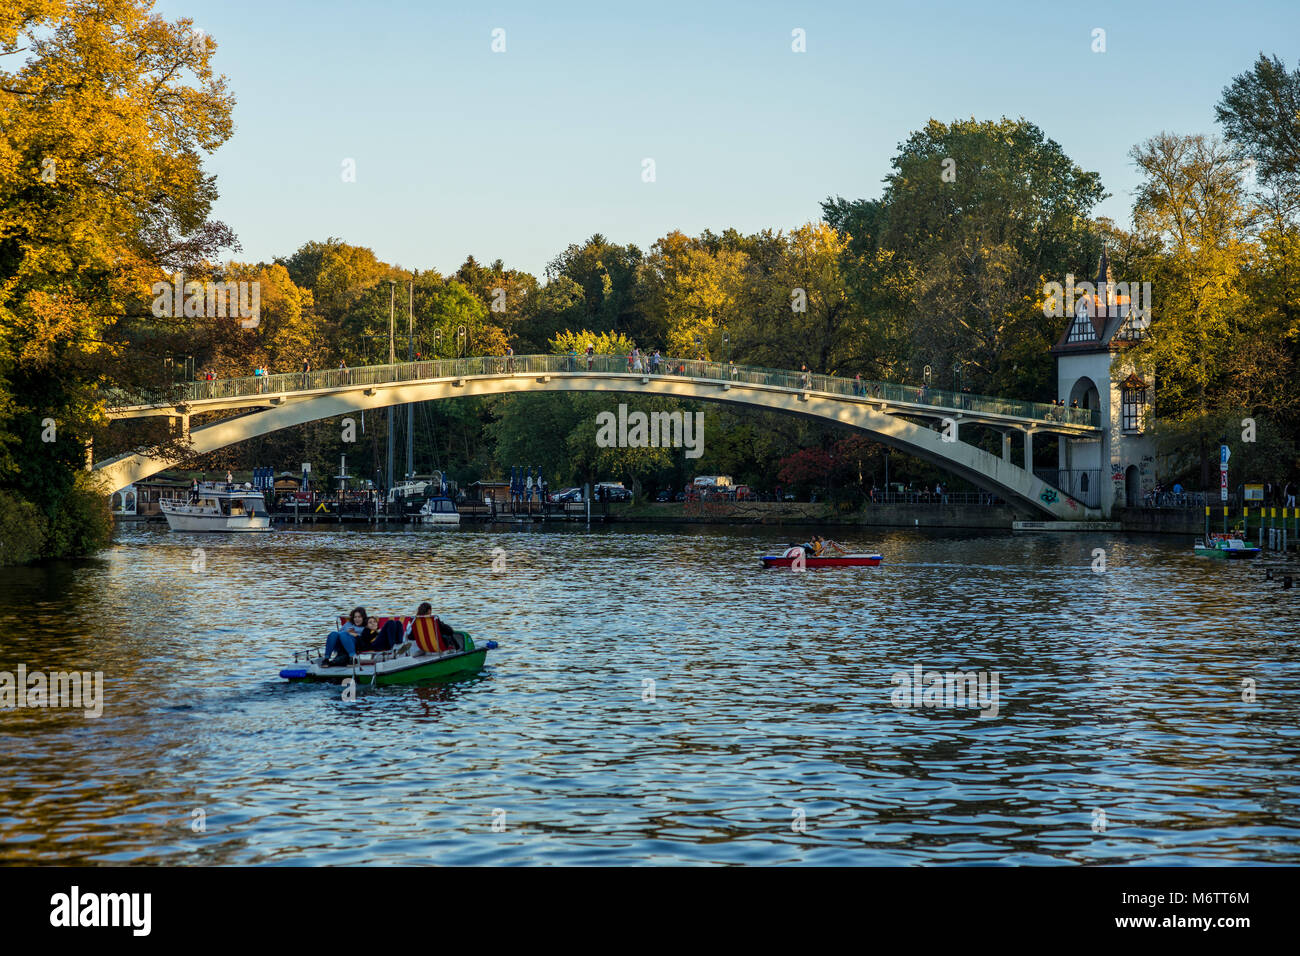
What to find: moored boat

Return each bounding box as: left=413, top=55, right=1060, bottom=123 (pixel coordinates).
left=160, top=481, right=272, bottom=532
left=1193, top=534, right=1261, bottom=559
left=760, top=546, right=882, bottom=568
left=418, top=496, right=461, bottom=525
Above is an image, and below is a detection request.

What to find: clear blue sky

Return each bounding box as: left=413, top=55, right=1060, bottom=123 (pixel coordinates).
left=156, top=0, right=1297, bottom=278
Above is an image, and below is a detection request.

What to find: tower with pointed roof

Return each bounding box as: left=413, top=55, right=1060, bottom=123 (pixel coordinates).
left=1050, top=248, right=1155, bottom=514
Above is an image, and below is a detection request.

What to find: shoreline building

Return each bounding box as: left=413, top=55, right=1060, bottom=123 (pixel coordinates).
left=1050, top=249, right=1155, bottom=515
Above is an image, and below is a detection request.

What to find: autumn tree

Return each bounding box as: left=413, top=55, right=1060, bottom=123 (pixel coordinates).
left=0, top=0, right=235, bottom=560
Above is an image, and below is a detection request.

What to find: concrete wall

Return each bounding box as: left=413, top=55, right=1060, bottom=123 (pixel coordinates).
left=1113, top=507, right=1203, bottom=535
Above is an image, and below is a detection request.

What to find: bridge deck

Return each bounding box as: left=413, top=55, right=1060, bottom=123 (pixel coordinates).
left=107, top=354, right=1100, bottom=433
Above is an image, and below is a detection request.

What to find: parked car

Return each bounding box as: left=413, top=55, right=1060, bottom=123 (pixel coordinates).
left=551, top=487, right=583, bottom=503
left=733, top=485, right=755, bottom=501
left=654, top=489, right=673, bottom=502
left=594, top=481, right=631, bottom=502
left=674, top=491, right=686, bottom=502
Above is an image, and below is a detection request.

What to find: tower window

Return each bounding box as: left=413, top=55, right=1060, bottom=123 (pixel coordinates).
left=1121, top=378, right=1147, bottom=433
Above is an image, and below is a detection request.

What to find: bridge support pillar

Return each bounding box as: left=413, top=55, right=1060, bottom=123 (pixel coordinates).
left=1023, top=430, right=1034, bottom=469
left=1001, top=433, right=1012, bottom=462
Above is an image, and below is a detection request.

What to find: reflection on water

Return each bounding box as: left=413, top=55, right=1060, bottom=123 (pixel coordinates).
left=1, top=524, right=1298, bottom=864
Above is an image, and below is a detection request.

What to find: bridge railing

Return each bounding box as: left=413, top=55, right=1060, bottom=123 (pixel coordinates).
left=116, top=353, right=1099, bottom=428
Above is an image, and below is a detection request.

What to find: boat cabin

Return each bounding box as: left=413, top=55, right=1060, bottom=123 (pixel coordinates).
left=175, top=481, right=268, bottom=516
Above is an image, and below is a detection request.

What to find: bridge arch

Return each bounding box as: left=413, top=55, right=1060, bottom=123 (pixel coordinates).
left=95, top=366, right=1101, bottom=519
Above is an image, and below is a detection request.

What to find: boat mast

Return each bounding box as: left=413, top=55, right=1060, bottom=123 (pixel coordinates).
left=406, top=279, right=414, bottom=482
left=386, top=280, right=395, bottom=504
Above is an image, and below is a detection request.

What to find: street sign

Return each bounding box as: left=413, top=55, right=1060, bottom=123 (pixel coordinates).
left=1220, top=445, right=1230, bottom=464
left=1220, top=469, right=1228, bottom=502
left=302, top=462, right=311, bottom=473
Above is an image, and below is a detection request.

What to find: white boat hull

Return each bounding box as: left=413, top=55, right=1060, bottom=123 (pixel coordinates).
left=161, top=504, right=272, bottom=533
left=418, top=514, right=461, bottom=525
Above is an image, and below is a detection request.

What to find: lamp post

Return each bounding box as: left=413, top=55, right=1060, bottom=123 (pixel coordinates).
left=434, top=328, right=443, bottom=358
left=457, top=325, right=467, bottom=358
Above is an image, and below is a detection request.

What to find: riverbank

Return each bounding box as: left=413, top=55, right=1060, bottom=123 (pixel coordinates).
left=112, top=499, right=1300, bottom=541
left=618, top=500, right=1019, bottom=529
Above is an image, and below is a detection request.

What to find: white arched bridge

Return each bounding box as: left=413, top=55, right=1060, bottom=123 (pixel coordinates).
left=97, top=354, right=1103, bottom=518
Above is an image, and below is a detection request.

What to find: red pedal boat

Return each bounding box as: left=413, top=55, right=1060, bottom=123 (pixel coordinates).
left=760, top=546, right=882, bottom=569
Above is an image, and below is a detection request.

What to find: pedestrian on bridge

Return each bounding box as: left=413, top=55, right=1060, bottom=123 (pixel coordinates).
left=586, top=343, right=594, bottom=370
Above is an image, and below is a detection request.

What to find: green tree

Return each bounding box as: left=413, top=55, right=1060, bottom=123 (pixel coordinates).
left=824, top=117, right=1107, bottom=396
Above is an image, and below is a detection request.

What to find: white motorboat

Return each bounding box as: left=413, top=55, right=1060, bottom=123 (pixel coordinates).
left=417, top=496, right=460, bottom=525
left=160, top=482, right=273, bottom=532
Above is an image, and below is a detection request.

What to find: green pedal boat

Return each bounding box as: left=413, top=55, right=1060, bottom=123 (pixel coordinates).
left=280, top=618, right=497, bottom=686
left=1193, top=534, right=1262, bottom=559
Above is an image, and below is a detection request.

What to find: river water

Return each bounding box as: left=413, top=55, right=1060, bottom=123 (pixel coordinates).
left=1, top=523, right=1297, bottom=865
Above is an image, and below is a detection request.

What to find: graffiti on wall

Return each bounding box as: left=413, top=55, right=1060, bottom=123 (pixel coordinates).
left=1140, top=454, right=1155, bottom=492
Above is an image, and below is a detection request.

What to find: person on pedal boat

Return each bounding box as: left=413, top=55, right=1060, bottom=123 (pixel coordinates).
left=323, top=606, right=366, bottom=666
left=397, top=602, right=462, bottom=653
left=356, top=616, right=393, bottom=653
left=399, top=602, right=435, bottom=643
